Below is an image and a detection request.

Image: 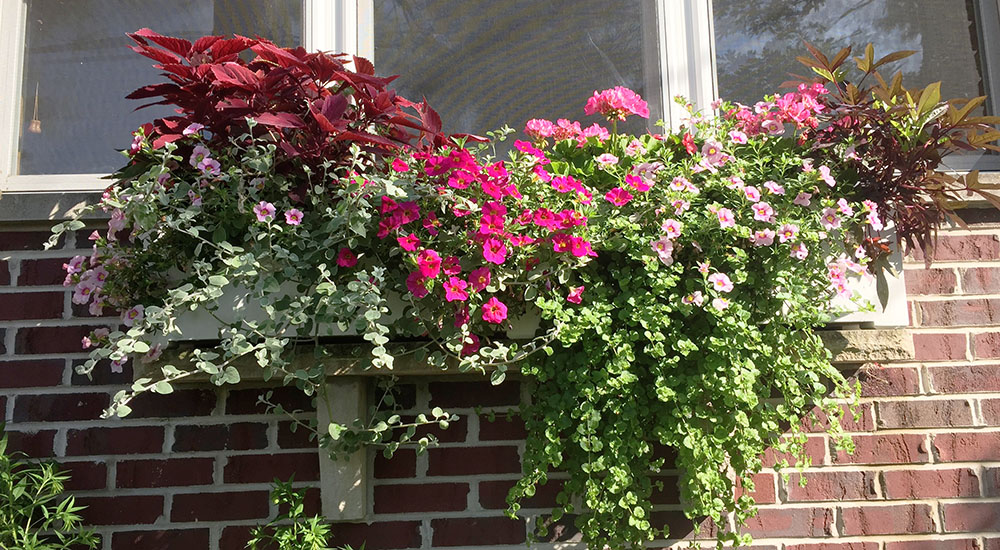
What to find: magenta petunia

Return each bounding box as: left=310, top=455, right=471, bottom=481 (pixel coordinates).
left=566, top=285, right=585, bottom=304
left=443, top=277, right=469, bottom=302
left=337, top=247, right=358, bottom=268
left=604, top=187, right=634, bottom=206
left=468, top=267, right=491, bottom=292
left=482, top=237, right=508, bottom=265
left=417, top=249, right=442, bottom=278
left=397, top=233, right=421, bottom=251
left=481, top=296, right=508, bottom=324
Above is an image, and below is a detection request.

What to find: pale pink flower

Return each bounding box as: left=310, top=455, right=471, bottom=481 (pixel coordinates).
left=867, top=210, right=884, bottom=231
left=778, top=223, right=799, bottom=243
left=729, top=130, right=748, bottom=144
left=122, top=304, right=144, bottom=327
left=821, top=208, right=841, bottom=230
left=728, top=176, right=746, bottom=190
left=818, top=165, right=836, bottom=187
left=596, top=153, right=619, bottom=167
left=672, top=199, right=690, bottom=215
left=81, top=336, right=92, bottom=349
left=189, top=145, right=211, bottom=167
left=791, top=242, right=809, bottom=259
left=182, top=123, right=204, bottom=136
left=716, top=207, right=736, bottom=228
left=761, top=118, right=784, bottom=135
left=708, top=273, right=734, bottom=293
left=651, top=236, right=674, bottom=265
left=743, top=186, right=761, bottom=202
left=661, top=219, right=683, bottom=239
left=697, top=261, right=711, bottom=274
left=625, top=139, right=646, bottom=156
left=283, top=208, right=303, bottom=225
left=712, top=297, right=730, bottom=310
left=801, top=159, right=814, bottom=173
left=253, top=201, right=276, bottom=222
left=682, top=291, right=705, bottom=306
left=669, top=176, right=689, bottom=192
left=64, top=255, right=86, bottom=275
left=752, top=202, right=774, bottom=222
left=763, top=180, right=785, bottom=195
left=793, top=192, right=812, bottom=207
left=702, top=140, right=726, bottom=165
left=837, top=198, right=854, bottom=216
left=751, top=229, right=775, bottom=246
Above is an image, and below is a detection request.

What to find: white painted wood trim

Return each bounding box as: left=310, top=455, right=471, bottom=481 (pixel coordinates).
left=317, top=377, right=369, bottom=521
left=657, top=0, right=717, bottom=130
left=0, top=1, right=28, bottom=190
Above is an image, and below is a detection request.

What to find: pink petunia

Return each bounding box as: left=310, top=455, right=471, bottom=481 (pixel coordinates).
left=752, top=202, right=774, bottom=222
left=751, top=229, right=775, bottom=246
left=284, top=208, right=304, bottom=226
left=398, top=233, right=421, bottom=251
left=712, top=297, right=730, bottom=310
left=337, top=247, right=358, bottom=268
left=708, top=273, right=734, bottom=293
left=418, top=249, right=442, bottom=278
left=778, top=223, right=800, bottom=243
left=626, top=174, right=650, bottom=192
left=468, top=267, right=491, bottom=292
left=481, top=296, right=508, bottom=324
left=253, top=201, right=276, bottom=222
left=651, top=237, right=674, bottom=265
left=443, top=277, right=469, bottom=302
left=701, top=140, right=726, bottom=166
left=716, top=207, right=736, bottom=228
left=405, top=271, right=429, bottom=298
left=391, top=158, right=410, bottom=172
left=837, top=198, right=854, bottom=216
left=482, top=237, right=508, bottom=265
left=793, top=192, right=812, bottom=207
left=566, top=285, right=585, bottom=304
left=604, top=187, right=634, bottom=206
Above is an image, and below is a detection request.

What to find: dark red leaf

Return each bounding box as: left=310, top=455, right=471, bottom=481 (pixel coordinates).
left=353, top=55, right=375, bottom=75
left=125, top=83, right=181, bottom=100
left=132, top=28, right=192, bottom=58
left=192, top=35, right=223, bottom=53
left=210, top=62, right=260, bottom=89
left=129, top=45, right=181, bottom=66
left=254, top=112, right=306, bottom=128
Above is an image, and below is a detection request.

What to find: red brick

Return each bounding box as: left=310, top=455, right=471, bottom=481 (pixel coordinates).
left=834, top=434, right=929, bottom=464
left=219, top=526, right=256, bottom=550
left=0, top=260, right=8, bottom=285
left=479, top=414, right=527, bottom=440
left=60, top=461, right=107, bottom=491
left=66, top=426, right=164, bottom=456
left=918, top=298, right=1000, bottom=326
left=112, top=529, right=209, bottom=550
left=886, top=541, right=981, bottom=550
left=117, top=458, right=214, bottom=488
left=224, top=452, right=319, bottom=483
left=172, top=422, right=268, bottom=451
left=4, top=430, right=54, bottom=456
left=373, top=482, right=469, bottom=513
left=909, top=234, right=1000, bottom=261
left=981, top=467, right=1000, bottom=496
left=913, top=333, right=967, bottom=361
left=989, top=539, right=1000, bottom=550
left=15, top=325, right=104, bottom=354
left=974, top=332, right=1000, bottom=359
left=0, top=359, right=65, bottom=388
left=429, top=381, right=521, bottom=408
left=427, top=446, right=521, bottom=476
left=399, top=414, right=467, bottom=443
left=877, top=399, right=974, bottom=429
left=0, top=292, right=64, bottom=320
left=652, top=511, right=721, bottom=539
left=77, top=495, right=163, bottom=525
left=983, top=399, right=1000, bottom=424
left=480, top=479, right=563, bottom=509
left=374, top=448, right=416, bottom=479
left=225, top=386, right=314, bottom=414
left=788, top=544, right=879, bottom=550
left=277, top=420, right=315, bottom=448
left=13, top=392, right=108, bottom=422
left=962, top=267, right=1000, bottom=294
left=18, top=258, right=71, bottom=286
left=0, top=231, right=63, bottom=251
left=932, top=364, right=1000, bottom=393
left=741, top=507, right=833, bottom=538
left=883, top=468, right=981, bottom=499
left=171, top=491, right=269, bottom=522
left=328, top=521, right=423, bottom=550
left=943, top=502, right=1000, bottom=532
left=858, top=366, right=921, bottom=397
left=432, top=516, right=526, bottom=546
left=128, top=389, right=216, bottom=418
left=737, top=472, right=776, bottom=504
left=840, top=503, right=935, bottom=535
left=785, top=471, right=879, bottom=502
left=802, top=403, right=874, bottom=433
left=71, top=358, right=133, bottom=385
left=934, top=432, right=1000, bottom=462
left=762, top=436, right=827, bottom=467
left=905, top=268, right=957, bottom=295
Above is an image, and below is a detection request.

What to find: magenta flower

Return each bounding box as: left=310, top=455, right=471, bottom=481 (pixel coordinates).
left=525, top=118, right=555, bottom=139
left=604, top=187, right=634, bottom=206
left=751, top=229, right=775, bottom=246
left=443, top=277, right=469, bottom=302
left=284, top=208, right=304, bottom=226
left=579, top=123, right=610, bottom=143
left=570, top=237, right=597, bottom=258
left=405, top=271, right=429, bottom=298
left=479, top=214, right=505, bottom=235
left=481, top=296, right=509, bottom=324
left=418, top=249, right=442, bottom=278
left=442, top=256, right=461, bottom=276
left=397, top=233, right=421, bottom=251
left=584, top=86, right=650, bottom=120
left=253, top=201, right=276, bottom=222
left=752, top=202, right=774, bottom=222
left=482, top=237, right=508, bottom=265
left=391, top=158, right=410, bottom=172
left=708, top=273, right=734, bottom=293
left=566, top=285, right=585, bottom=304
left=461, top=333, right=481, bottom=356
left=337, top=247, right=358, bottom=268
left=122, top=304, right=145, bottom=327
left=468, top=267, right=491, bottom=292
left=626, top=174, right=651, bottom=192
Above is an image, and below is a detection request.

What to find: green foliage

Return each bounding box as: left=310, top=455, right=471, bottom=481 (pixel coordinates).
left=0, top=426, right=99, bottom=550
left=247, top=478, right=356, bottom=550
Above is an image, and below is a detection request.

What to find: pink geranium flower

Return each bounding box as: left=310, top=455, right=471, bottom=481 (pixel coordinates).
left=482, top=237, right=508, bottom=265
left=337, top=247, right=358, bottom=267
left=284, top=208, right=304, bottom=226
left=525, top=118, right=555, bottom=139
left=596, top=153, right=619, bottom=166
left=584, top=86, right=649, bottom=120
left=604, top=187, right=633, bottom=206
left=481, top=296, right=508, bottom=324
left=443, top=277, right=469, bottom=302
left=707, top=273, right=734, bottom=293
left=253, top=201, right=276, bottom=222
left=566, top=285, right=585, bottom=304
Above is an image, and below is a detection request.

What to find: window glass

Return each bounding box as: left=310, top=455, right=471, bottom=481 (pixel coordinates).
left=713, top=0, right=990, bottom=108
left=374, top=0, right=663, bottom=143
left=17, top=0, right=301, bottom=175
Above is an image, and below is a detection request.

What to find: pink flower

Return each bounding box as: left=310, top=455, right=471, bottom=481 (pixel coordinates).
left=525, top=118, right=555, bottom=139
left=682, top=291, right=705, bottom=306
left=661, top=219, right=683, bottom=239
left=752, top=202, right=774, bottom=222
left=391, top=158, right=410, bottom=172
left=744, top=186, right=762, bottom=202
left=712, top=297, right=730, bottom=310
left=405, top=271, right=429, bottom=298
left=198, top=157, right=220, bottom=175
left=442, top=256, right=461, bottom=275
left=481, top=296, right=508, bottom=324
left=837, top=198, right=854, bottom=216
left=182, top=123, right=204, bottom=135
left=701, top=140, right=726, bottom=166
left=468, top=267, right=491, bottom=292
left=651, top=237, right=674, bottom=265
left=801, top=159, right=814, bottom=172
left=604, top=187, right=633, bottom=206
left=580, top=123, right=610, bottom=143
left=751, top=229, right=775, bottom=246
left=418, top=249, right=442, bottom=278
left=397, top=233, right=421, bottom=251
left=763, top=180, right=785, bottom=195
left=818, top=165, right=836, bottom=187
left=443, top=277, right=469, bottom=302
left=570, top=237, right=597, bottom=258
left=461, top=333, right=481, bottom=356
left=778, top=223, right=799, bottom=243
left=672, top=199, right=690, bottom=214
left=482, top=237, right=508, bottom=265
left=761, top=118, right=784, bottom=135
left=567, top=285, right=585, bottom=304
left=596, top=153, right=619, bottom=166
left=791, top=242, right=809, bottom=260
left=626, top=174, right=650, bottom=192
left=708, top=273, right=734, bottom=293
left=793, top=192, right=812, bottom=207
left=697, top=261, right=711, bottom=274
left=108, top=209, right=126, bottom=235
left=479, top=214, right=505, bottom=235
left=584, top=86, right=649, bottom=120
left=625, top=139, right=646, bottom=156
left=717, top=208, right=736, bottom=228
left=669, top=176, right=688, bottom=192
left=867, top=210, right=884, bottom=231
left=729, top=130, right=748, bottom=144
left=81, top=336, right=92, bottom=349
left=284, top=208, right=304, bottom=226
left=189, top=145, right=211, bottom=167
left=821, top=208, right=841, bottom=230
left=122, top=304, right=144, bottom=327
left=254, top=201, right=276, bottom=222
left=337, top=248, right=358, bottom=268
left=64, top=255, right=86, bottom=275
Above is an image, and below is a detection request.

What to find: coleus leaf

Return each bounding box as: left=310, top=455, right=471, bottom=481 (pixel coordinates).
left=254, top=112, right=306, bottom=128
left=131, top=28, right=192, bottom=58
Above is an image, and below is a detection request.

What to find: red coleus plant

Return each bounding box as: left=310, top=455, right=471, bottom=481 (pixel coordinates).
left=124, top=28, right=455, bottom=190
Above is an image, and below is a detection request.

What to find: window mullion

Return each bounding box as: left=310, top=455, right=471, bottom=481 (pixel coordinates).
left=304, top=0, right=364, bottom=57
left=0, top=1, right=28, bottom=188
left=656, top=0, right=717, bottom=130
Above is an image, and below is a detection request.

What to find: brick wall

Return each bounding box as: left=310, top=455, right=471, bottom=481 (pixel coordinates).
left=2, top=211, right=1000, bottom=550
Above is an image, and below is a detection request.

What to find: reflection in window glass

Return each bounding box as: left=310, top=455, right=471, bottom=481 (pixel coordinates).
left=18, top=0, right=301, bottom=175
left=713, top=0, right=988, bottom=108
left=374, top=0, right=663, bottom=144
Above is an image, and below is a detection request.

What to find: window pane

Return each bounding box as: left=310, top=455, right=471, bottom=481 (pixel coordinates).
left=713, top=0, right=989, bottom=108
left=17, top=0, right=301, bottom=175
left=374, top=0, right=663, bottom=143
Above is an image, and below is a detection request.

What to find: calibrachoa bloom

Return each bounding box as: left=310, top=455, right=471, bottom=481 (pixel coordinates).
left=405, top=271, right=429, bottom=298
left=122, top=304, right=144, bottom=327
left=584, top=86, right=650, bottom=120
left=481, top=296, right=508, bottom=324
left=468, top=267, right=491, bottom=291
left=712, top=297, right=730, bottom=310
left=682, top=291, right=704, bottom=306
left=716, top=207, right=735, bottom=228
left=751, top=229, right=775, bottom=246
left=398, top=233, right=421, bottom=251
left=821, top=208, right=841, bottom=229
left=729, top=130, right=748, bottom=144
left=707, top=273, right=734, bottom=292
left=417, top=249, right=442, bottom=278
left=661, top=219, right=683, bottom=239
left=763, top=180, right=785, bottom=195
left=336, top=247, right=357, bottom=268
left=752, top=202, right=774, bottom=222
left=443, top=277, right=469, bottom=302
left=284, top=208, right=304, bottom=225
left=567, top=285, right=585, bottom=304
left=778, top=223, right=800, bottom=243
left=605, top=187, right=633, bottom=206
left=791, top=242, right=809, bottom=259
left=461, top=334, right=481, bottom=356
left=626, top=174, right=650, bottom=192
left=701, top=140, right=726, bottom=165
left=743, top=185, right=761, bottom=201
left=818, top=165, right=836, bottom=187
left=651, top=236, right=674, bottom=265
left=391, top=158, right=410, bottom=172
left=596, top=153, right=619, bottom=166
left=793, top=192, right=812, bottom=207
left=253, top=201, right=276, bottom=222
left=482, top=237, right=508, bottom=264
